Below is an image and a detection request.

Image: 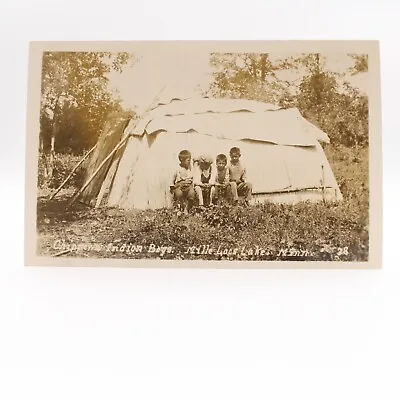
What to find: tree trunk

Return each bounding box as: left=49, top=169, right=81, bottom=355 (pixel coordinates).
left=46, top=95, right=62, bottom=183
left=39, top=135, right=49, bottom=182
left=315, top=54, right=321, bottom=74
left=39, top=135, right=46, bottom=175
left=251, top=58, right=257, bottom=79
left=39, top=135, right=44, bottom=153
left=48, top=132, right=56, bottom=180
left=260, top=54, right=268, bottom=81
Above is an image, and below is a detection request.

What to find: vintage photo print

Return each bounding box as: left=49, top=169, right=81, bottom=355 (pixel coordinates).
left=25, top=41, right=382, bottom=268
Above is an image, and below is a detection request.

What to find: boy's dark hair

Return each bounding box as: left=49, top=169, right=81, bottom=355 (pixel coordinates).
left=178, top=149, right=191, bottom=161
left=229, top=147, right=241, bottom=156
left=216, top=154, right=227, bottom=163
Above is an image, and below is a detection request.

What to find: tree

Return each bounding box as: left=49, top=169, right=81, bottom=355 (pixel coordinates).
left=208, top=52, right=369, bottom=148
left=296, top=54, right=339, bottom=125
left=295, top=53, right=369, bottom=148
left=209, top=53, right=278, bottom=102
left=40, top=51, right=134, bottom=181
left=348, top=53, right=368, bottom=75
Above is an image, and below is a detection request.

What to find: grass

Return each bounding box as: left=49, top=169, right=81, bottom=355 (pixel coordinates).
left=36, top=145, right=369, bottom=262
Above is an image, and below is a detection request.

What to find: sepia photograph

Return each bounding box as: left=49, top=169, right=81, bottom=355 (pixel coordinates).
left=25, top=41, right=382, bottom=267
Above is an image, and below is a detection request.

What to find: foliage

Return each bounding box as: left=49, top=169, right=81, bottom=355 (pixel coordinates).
left=348, top=53, right=368, bottom=75
left=36, top=146, right=368, bottom=262
left=37, top=152, right=88, bottom=189
left=297, top=71, right=369, bottom=148
left=209, top=53, right=290, bottom=104
left=35, top=51, right=370, bottom=263
left=40, top=51, right=134, bottom=153
left=209, top=52, right=369, bottom=148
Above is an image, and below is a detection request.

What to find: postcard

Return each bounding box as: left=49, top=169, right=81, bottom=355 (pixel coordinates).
left=25, top=41, right=382, bottom=268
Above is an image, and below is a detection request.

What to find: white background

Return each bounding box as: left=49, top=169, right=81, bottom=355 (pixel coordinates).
left=1, top=1, right=399, bottom=399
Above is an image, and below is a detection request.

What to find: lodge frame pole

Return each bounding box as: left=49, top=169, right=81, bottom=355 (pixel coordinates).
left=49, top=144, right=97, bottom=200
left=53, top=249, right=72, bottom=257
left=321, top=164, right=326, bottom=203
left=65, top=135, right=130, bottom=210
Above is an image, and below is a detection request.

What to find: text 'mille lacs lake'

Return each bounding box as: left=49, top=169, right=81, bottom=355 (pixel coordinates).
left=24, top=41, right=382, bottom=268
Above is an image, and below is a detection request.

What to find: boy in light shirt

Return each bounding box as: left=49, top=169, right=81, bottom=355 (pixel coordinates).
left=171, top=149, right=195, bottom=213
left=228, top=147, right=253, bottom=205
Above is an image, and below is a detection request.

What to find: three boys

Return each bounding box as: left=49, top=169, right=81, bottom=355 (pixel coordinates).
left=171, top=147, right=253, bottom=211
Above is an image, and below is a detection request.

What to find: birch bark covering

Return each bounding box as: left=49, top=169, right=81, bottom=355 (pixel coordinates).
left=79, top=112, right=132, bottom=206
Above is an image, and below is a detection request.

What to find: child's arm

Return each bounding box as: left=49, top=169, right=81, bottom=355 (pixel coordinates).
left=193, top=165, right=202, bottom=186
left=209, top=166, right=217, bottom=186
left=241, top=166, right=247, bottom=183
left=186, top=169, right=194, bottom=185
left=172, top=169, right=179, bottom=186
left=170, top=170, right=177, bottom=193
left=208, top=167, right=216, bottom=186
left=228, top=165, right=234, bottom=182
left=223, top=168, right=230, bottom=185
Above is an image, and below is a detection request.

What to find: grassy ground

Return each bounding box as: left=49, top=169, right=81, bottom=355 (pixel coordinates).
left=36, top=145, right=369, bottom=262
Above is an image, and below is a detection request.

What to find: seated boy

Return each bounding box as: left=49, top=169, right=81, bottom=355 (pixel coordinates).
left=193, top=155, right=214, bottom=207
left=172, top=149, right=195, bottom=213
left=228, top=147, right=253, bottom=205
left=211, top=153, right=232, bottom=205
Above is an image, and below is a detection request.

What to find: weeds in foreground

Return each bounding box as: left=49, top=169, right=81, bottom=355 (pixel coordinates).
left=36, top=145, right=369, bottom=261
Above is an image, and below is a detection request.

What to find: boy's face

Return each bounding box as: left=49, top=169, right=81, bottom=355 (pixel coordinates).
left=199, top=161, right=211, bottom=170
left=180, top=156, right=191, bottom=169
left=216, top=159, right=227, bottom=170
left=230, top=152, right=240, bottom=165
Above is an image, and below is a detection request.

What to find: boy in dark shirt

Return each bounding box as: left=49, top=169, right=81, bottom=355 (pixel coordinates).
left=228, top=147, right=252, bottom=205
left=193, top=154, right=215, bottom=207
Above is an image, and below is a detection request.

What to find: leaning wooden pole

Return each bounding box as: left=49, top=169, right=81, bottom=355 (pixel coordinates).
left=49, top=144, right=97, bottom=200
left=65, top=84, right=167, bottom=211
left=65, top=135, right=130, bottom=210
left=321, top=164, right=326, bottom=204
